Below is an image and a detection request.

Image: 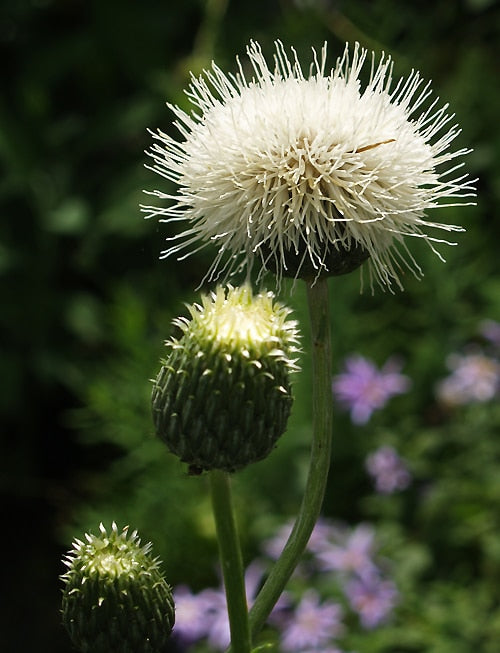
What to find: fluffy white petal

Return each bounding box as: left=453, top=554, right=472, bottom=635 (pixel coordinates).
left=144, top=41, right=475, bottom=290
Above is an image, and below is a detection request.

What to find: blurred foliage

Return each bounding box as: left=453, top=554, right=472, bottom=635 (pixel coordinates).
left=1, top=0, right=499, bottom=651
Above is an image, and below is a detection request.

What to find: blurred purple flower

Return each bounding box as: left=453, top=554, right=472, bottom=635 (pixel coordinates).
left=199, top=588, right=229, bottom=650
left=306, top=518, right=341, bottom=556
left=173, top=561, right=267, bottom=651
left=173, top=585, right=219, bottom=645
left=365, top=445, right=411, bottom=494
left=263, top=518, right=338, bottom=561
left=316, top=523, right=377, bottom=578
left=344, top=572, right=398, bottom=629
left=262, top=521, right=293, bottom=560
left=479, top=319, right=500, bottom=348
left=176, top=518, right=397, bottom=650
left=332, top=355, right=411, bottom=424
left=280, top=589, right=344, bottom=652
left=436, top=351, right=500, bottom=405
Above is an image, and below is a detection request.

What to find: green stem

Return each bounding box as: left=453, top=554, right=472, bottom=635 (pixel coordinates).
left=210, top=469, right=251, bottom=653
left=248, top=277, right=333, bottom=638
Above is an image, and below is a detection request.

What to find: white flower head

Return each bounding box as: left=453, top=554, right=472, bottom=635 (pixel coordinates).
left=144, top=40, right=475, bottom=290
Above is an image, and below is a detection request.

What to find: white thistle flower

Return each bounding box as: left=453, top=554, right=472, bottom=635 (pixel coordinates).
left=143, top=41, right=475, bottom=290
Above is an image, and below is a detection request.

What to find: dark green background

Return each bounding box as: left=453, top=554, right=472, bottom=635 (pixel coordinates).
left=2, top=0, right=499, bottom=651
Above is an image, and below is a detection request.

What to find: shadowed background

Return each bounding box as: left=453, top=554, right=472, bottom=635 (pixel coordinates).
left=1, top=0, right=499, bottom=651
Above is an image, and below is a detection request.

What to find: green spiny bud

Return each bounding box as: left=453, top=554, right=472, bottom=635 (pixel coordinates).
left=61, top=522, right=175, bottom=653
left=152, top=285, right=300, bottom=473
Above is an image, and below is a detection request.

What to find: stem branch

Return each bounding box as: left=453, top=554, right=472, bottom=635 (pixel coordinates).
left=248, top=277, right=333, bottom=638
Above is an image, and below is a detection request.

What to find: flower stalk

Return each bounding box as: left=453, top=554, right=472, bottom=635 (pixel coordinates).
left=210, top=469, right=251, bottom=653
left=248, top=276, right=333, bottom=638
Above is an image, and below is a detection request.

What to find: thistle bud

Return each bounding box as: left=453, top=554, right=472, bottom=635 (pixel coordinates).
left=61, top=523, right=175, bottom=653
left=152, top=285, right=300, bottom=472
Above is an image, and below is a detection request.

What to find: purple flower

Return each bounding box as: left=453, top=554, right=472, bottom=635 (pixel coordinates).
left=173, top=585, right=219, bottom=645
left=306, top=519, right=343, bottom=556
left=280, top=590, right=344, bottom=652
left=316, top=523, right=377, bottom=578
left=199, top=588, right=229, bottom=650
left=479, top=319, right=500, bottom=348
left=173, top=562, right=266, bottom=650
left=365, top=445, right=411, bottom=494
left=263, top=518, right=338, bottom=561
left=344, top=572, right=398, bottom=629
left=262, top=521, right=294, bottom=560
left=332, top=355, right=411, bottom=424
left=436, top=351, right=500, bottom=405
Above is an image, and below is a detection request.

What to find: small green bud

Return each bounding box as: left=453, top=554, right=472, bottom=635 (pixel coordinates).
left=61, top=523, right=175, bottom=653
left=152, top=285, right=300, bottom=472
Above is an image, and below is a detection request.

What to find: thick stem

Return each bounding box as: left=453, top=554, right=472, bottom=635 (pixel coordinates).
left=209, top=469, right=251, bottom=653
left=248, top=277, right=333, bottom=638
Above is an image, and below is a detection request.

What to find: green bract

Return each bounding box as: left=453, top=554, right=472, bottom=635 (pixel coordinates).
left=61, top=523, right=175, bottom=653
left=152, top=285, right=300, bottom=472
